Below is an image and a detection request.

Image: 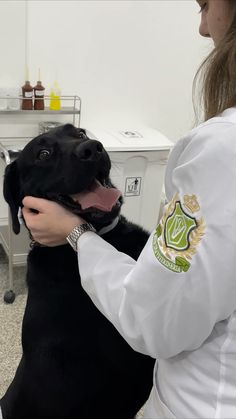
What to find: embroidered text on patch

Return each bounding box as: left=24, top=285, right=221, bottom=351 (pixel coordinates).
left=153, top=194, right=205, bottom=273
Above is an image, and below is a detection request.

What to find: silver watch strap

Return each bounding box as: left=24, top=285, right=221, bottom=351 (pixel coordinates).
left=66, top=223, right=96, bottom=251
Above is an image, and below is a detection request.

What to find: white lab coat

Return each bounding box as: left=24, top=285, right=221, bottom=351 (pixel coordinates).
left=78, top=107, right=236, bottom=418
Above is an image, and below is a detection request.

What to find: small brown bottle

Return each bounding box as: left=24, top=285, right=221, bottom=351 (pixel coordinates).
left=34, top=80, right=45, bottom=110
left=21, top=80, right=33, bottom=110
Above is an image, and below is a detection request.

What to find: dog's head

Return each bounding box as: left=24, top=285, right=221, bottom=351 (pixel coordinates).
left=4, top=124, right=122, bottom=234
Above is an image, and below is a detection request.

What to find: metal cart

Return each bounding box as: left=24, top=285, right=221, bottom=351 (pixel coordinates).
left=0, top=95, right=81, bottom=303
left=0, top=144, right=29, bottom=303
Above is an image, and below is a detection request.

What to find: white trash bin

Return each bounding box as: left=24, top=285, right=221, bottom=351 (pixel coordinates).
left=87, top=127, right=173, bottom=232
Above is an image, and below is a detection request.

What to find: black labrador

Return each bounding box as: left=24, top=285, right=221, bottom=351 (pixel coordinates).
left=1, top=124, right=154, bottom=419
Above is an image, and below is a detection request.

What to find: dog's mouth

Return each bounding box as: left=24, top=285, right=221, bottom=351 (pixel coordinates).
left=70, top=179, right=121, bottom=213
left=48, top=178, right=122, bottom=225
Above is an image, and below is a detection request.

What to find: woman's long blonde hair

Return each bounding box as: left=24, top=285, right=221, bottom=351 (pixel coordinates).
left=194, top=1, right=236, bottom=122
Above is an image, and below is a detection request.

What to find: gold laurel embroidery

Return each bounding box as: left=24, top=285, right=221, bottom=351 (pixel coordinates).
left=165, top=251, right=172, bottom=259
left=182, top=217, right=205, bottom=260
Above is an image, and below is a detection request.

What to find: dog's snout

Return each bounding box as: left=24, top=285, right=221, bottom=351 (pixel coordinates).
left=76, top=140, right=104, bottom=161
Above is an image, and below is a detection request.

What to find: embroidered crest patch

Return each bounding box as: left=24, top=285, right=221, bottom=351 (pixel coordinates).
left=153, top=193, right=205, bottom=273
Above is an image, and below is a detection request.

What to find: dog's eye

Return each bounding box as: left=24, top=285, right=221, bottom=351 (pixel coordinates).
left=38, top=149, right=51, bottom=160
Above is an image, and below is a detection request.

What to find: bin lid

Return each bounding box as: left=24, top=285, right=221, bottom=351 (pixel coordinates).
left=86, top=127, right=173, bottom=152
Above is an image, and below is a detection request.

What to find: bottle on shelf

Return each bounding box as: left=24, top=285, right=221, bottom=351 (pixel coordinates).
left=49, top=80, right=61, bottom=111
left=21, top=80, right=33, bottom=110
left=34, top=69, right=45, bottom=110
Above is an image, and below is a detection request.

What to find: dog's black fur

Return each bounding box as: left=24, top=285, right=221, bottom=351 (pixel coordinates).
left=1, top=124, right=154, bottom=419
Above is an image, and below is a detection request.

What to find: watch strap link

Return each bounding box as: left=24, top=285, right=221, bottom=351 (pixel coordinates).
left=66, top=223, right=96, bottom=251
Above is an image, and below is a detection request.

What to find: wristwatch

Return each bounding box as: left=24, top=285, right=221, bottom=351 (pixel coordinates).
left=66, top=223, right=96, bottom=251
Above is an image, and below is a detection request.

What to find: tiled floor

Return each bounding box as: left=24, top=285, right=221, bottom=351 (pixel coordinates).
left=0, top=245, right=27, bottom=397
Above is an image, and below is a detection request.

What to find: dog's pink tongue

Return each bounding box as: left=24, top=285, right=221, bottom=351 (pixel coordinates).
left=71, top=180, right=121, bottom=211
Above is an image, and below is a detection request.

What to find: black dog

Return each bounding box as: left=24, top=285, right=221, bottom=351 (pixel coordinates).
left=1, top=124, right=154, bottom=419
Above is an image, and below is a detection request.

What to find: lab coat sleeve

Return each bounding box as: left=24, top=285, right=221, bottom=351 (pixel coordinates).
left=78, top=121, right=236, bottom=359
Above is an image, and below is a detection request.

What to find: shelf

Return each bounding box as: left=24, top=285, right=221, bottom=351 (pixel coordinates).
left=0, top=94, right=82, bottom=130
left=0, top=107, right=80, bottom=115
left=0, top=94, right=81, bottom=114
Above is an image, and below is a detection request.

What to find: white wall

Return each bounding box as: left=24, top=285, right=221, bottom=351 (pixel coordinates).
left=0, top=0, right=213, bottom=142
left=0, top=1, right=26, bottom=87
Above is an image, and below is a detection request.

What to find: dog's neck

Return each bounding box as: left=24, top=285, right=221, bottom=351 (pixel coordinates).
left=96, top=216, right=120, bottom=236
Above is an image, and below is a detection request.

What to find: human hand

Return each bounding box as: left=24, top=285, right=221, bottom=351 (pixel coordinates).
left=22, top=197, right=85, bottom=247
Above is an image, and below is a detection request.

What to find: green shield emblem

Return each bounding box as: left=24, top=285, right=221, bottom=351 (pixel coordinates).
left=164, top=201, right=197, bottom=251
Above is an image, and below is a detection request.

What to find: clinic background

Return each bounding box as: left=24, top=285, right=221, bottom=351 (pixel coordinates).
left=0, top=0, right=211, bottom=142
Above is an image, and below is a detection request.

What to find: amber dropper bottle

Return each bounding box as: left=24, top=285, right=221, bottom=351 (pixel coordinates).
left=34, top=69, right=45, bottom=110
left=21, top=67, right=33, bottom=110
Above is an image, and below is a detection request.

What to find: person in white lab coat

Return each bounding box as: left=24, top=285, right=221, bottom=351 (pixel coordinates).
left=21, top=1, right=236, bottom=418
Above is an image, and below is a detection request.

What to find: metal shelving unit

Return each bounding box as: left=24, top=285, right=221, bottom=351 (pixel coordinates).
left=0, top=95, right=82, bottom=303
left=0, top=95, right=81, bottom=127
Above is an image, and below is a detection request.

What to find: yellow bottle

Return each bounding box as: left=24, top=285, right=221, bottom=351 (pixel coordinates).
left=49, top=81, right=61, bottom=110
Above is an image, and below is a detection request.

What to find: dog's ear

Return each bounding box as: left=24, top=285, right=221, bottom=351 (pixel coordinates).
left=3, top=161, right=21, bottom=234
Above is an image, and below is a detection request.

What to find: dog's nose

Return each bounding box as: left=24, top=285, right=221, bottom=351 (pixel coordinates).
left=76, top=140, right=104, bottom=161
